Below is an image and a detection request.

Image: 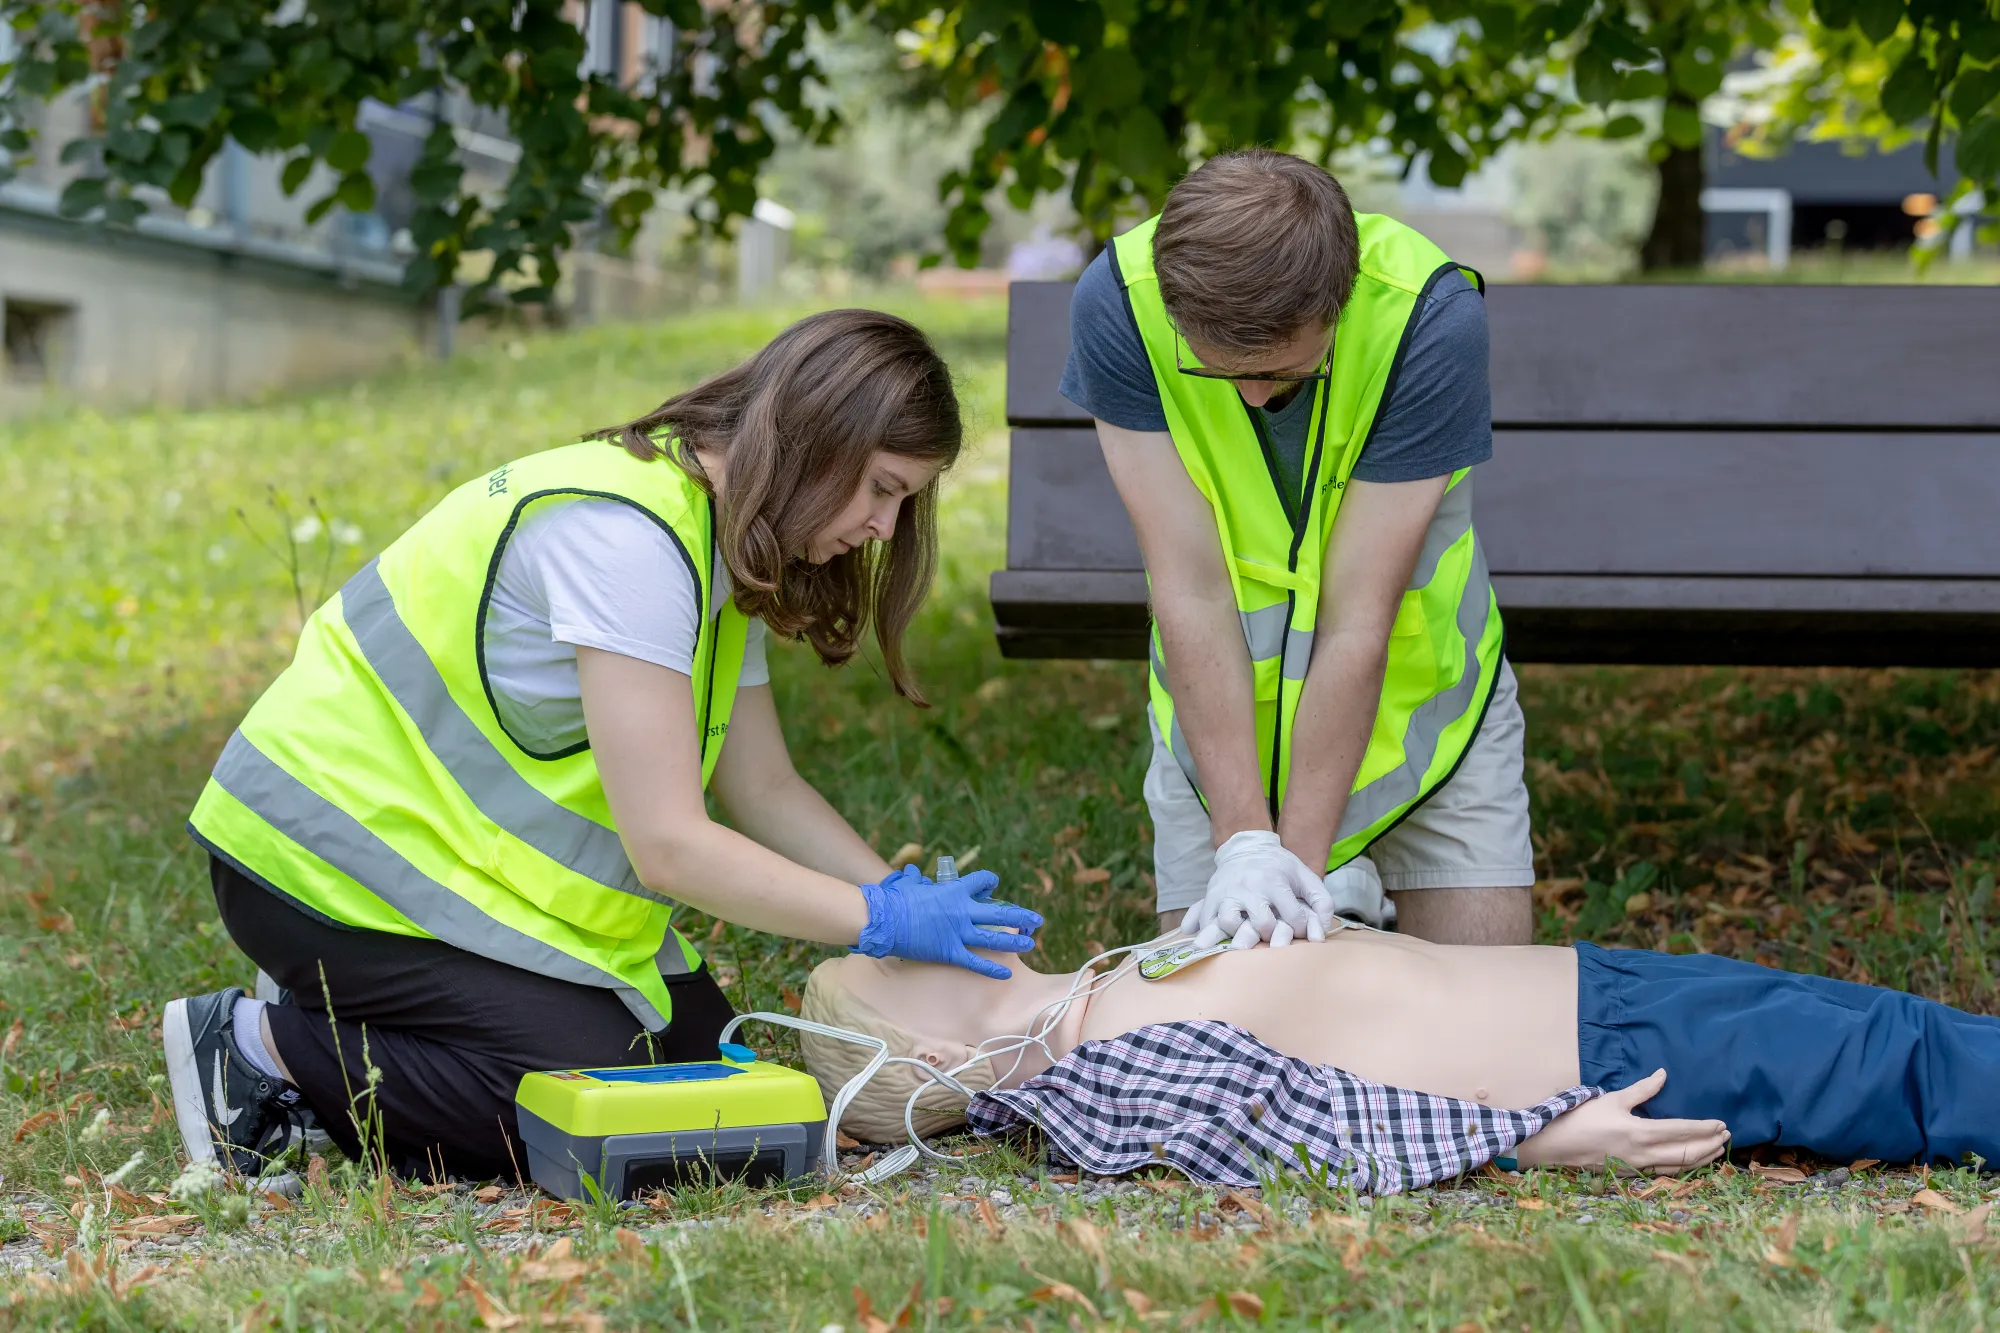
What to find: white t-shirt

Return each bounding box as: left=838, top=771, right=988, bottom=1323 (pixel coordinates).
left=483, top=497, right=769, bottom=754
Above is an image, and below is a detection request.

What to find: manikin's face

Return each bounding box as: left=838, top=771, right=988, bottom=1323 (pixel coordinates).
left=815, top=951, right=1041, bottom=1075
left=804, top=452, right=942, bottom=564
left=1183, top=321, right=1332, bottom=409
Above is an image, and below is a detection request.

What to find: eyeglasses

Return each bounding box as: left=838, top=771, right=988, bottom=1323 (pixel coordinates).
left=1173, top=326, right=1333, bottom=384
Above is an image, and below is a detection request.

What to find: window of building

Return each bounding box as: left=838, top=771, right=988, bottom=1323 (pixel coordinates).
left=4, top=299, right=76, bottom=383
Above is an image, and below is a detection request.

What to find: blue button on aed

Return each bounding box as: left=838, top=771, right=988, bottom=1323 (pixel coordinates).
left=717, top=1042, right=758, bottom=1064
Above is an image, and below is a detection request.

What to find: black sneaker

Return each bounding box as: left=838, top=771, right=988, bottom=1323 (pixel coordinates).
left=161, top=987, right=306, bottom=1176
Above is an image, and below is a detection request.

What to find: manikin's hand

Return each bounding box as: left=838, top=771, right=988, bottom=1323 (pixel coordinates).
left=1186, top=831, right=1337, bottom=949
left=1511, top=1069, right=1729, bottom=1175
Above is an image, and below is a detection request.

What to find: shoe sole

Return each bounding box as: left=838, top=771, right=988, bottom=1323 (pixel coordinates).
left=160, top=998, right=219, bottom=1169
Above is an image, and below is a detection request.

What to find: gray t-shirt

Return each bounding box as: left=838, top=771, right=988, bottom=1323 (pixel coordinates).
left=1058, top=247, right=1491, bottom=500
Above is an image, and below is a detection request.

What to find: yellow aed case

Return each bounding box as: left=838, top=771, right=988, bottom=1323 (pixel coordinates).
left=516, top=1042, right=827, bottom=1200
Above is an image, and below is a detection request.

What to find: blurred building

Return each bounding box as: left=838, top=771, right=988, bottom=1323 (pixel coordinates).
left=0, top=2, right=688, bottom=417
left=1703, top=133, right=1982, bottom=265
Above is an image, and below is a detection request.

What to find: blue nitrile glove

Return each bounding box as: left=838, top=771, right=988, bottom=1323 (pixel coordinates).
left=854, top=865, right=1042, bottom=981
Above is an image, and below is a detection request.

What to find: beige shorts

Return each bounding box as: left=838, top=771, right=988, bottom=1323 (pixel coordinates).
left=1145, top=660, right=1536, bottom=913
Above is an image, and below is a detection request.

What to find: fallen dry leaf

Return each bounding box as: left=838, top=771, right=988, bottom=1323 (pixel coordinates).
left=613, top=1227, right=646, bottom=1262
left=835, top=1130, right=861, bottom=1150
left=1225, top=1189, right=1277, bottom=1228
left=851, top=1285, right=890, bottom=1333
left=2, top=1018, right=21, bottom=1057
left=1181, top=1291, right=1265, bottom=1325
left=780, top=986, right=803, bottom=1014
left=1962, top=1203, right=1994, bottom=1243
left=473, top=1184, right=504, bottom=1203
left=1913, top=1188, right=1965, bottom=1215
left=1850, top=1158, right=1882, bottom=1173
left=1062, top=1216, right=1105, bottom=1260
left=975, top=1197, right=1004, bottom=1240
left=464, top=1277, right=522, bottom=1330
left=1650, top=1248, right=1702, bottom=1277
left=1073, top=867, right=1111, bottom=884
left=1124, top=1288, right=1157, bottom=1316
left=1751, top=1164, right=1809, bottom=1184
left=108, top=1215, right=198, bottom=1237
left=1764, top=1213, right=1801, bottom=1267
left=1027, top=1281, right=1099, bottom=1320
left=307, top=1156, right=329, bottom=1190
left=262, top=1191, right=294, bottom=1212
left=888, top=842, right=925, bottom=870
left=1514, top=1197, right=1547, bottom=1211
left=800, top=1192, right=841, bottom=1212
left=12, top=1110, right=59, bottom=1142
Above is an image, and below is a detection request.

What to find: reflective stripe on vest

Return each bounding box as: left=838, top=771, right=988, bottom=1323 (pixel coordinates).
left=340, top=557, right=664, bottom=906
left=210, top=730, right=687, bottom=1030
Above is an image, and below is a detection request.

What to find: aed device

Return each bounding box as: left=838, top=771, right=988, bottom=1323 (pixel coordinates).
left=516, top=1042, right=828, bottom=1201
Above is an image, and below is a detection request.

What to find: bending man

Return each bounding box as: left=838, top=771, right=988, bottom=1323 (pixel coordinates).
left=1063, top=149, right=1528, bottom=946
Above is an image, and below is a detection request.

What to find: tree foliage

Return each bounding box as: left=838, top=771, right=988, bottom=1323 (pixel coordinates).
left=863, top=0, right=1571, bottom=265
left=1, top=0, right=1994, bottom=303
left=0, top=0, right=841, bottom=310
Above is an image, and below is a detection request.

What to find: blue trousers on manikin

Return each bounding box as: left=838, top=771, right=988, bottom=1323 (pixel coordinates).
left=1575, top=941, right=2000, bottom=1167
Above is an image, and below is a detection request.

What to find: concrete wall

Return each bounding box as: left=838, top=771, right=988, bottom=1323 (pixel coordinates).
left=0, top=189, right=432, bottom=418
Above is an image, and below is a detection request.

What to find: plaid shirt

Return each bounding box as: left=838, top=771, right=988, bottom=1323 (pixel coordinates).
left=965, top=1020, right=1600, bottom=1193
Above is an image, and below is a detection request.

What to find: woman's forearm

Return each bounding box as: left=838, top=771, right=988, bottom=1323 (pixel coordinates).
left=632, top=819, right=870, bottom=946
left=719, top=771, right=891, bottom=886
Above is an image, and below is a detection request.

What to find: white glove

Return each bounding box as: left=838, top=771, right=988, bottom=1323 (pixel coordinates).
left=1322, top=856, right=1394, bottom=929
left=1184, top=830, right=1338, bottom=950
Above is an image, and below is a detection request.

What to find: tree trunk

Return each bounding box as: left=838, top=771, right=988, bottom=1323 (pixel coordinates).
left=1640, top=118, right=1706, bottom=272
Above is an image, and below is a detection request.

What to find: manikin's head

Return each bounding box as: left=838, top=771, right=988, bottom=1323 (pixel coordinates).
left=1153, top=149, right=1359, bottom=409
left=798, top=951, right=1061, bottom=1142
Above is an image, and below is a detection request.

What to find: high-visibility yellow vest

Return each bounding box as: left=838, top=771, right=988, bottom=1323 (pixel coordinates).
left=1111, top=213, right=1504, bottom=870
left=189, top=442, right=747, bottom=1031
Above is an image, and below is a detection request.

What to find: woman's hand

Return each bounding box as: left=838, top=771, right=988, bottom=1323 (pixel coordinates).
left=1511, top=1069, right=1729, bottom=1175
left=854, top=865, right=1043, bottom=980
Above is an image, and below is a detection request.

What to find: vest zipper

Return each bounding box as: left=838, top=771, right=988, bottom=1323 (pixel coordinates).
left=1251, top=382, right=1337, bottom=822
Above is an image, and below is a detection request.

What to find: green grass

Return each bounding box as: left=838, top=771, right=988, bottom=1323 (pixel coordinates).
left=3, top=292, right=2000, bottom=1328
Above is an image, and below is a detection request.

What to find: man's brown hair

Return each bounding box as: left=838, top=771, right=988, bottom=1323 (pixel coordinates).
left=586, top=308, right=961, bottom=704
left=1153, top=149, right=1360, bottom=359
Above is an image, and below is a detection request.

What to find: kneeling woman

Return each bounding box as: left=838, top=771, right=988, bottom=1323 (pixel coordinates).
left=163, top=310, right=1041, bottom=1180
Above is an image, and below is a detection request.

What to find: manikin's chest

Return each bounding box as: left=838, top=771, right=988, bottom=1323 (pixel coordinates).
left=1075, top=934, right=1583, bottom=1110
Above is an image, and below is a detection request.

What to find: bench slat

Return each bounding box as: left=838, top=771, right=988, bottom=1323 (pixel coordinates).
left=990, top=569, right=2000, bottom=665
left=1006, top=427, right=1141, bottom=570
left=1478, top=430, right=2000, bottom=578
left=1487, top=285, right=2000, bottom=429
left=1005, top=281, right=2000, bottom=430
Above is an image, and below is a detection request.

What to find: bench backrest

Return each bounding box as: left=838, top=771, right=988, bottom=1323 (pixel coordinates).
left=1007, top=280, right=2000, bottom=582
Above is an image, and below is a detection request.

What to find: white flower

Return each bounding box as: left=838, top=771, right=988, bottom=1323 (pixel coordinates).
left=79, top=1106, right=111, bottom=1143
left=332, top=520, right=364, bottom=547
left=169, top=1157, right=224, bottom=1201
left=102, top=1150, right=145, bottom=1188
left=291, top=516, right=323, bottom=544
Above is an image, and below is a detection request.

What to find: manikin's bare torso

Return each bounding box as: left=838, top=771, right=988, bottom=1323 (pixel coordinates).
left=1076, top=930, right=1582, bottom=1110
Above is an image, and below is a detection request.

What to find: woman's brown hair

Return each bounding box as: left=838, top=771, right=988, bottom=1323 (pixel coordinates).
left=585, top=309, right=961, bottom=703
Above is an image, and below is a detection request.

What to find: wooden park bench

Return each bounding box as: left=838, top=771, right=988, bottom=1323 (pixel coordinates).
left=991, top=282, right=2000, bottom=667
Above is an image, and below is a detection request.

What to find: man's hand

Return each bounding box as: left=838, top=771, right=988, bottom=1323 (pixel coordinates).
left=1512, top=1070, right=1730, bottom=1174
left=1185, top=831, right=1338, bottom=949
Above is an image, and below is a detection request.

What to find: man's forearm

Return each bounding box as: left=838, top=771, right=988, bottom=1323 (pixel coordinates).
left=1275, top=627, right=1390, bottom=872
left=1154, top=594, right=1270, bottom=843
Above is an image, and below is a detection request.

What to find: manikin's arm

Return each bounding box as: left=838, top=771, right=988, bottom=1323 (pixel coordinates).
left=1512, top=1070, right=1730, bottom=1174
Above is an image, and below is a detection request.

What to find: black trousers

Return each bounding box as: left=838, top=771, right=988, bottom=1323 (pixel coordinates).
left=210, top=855, right=734, bottom=1181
